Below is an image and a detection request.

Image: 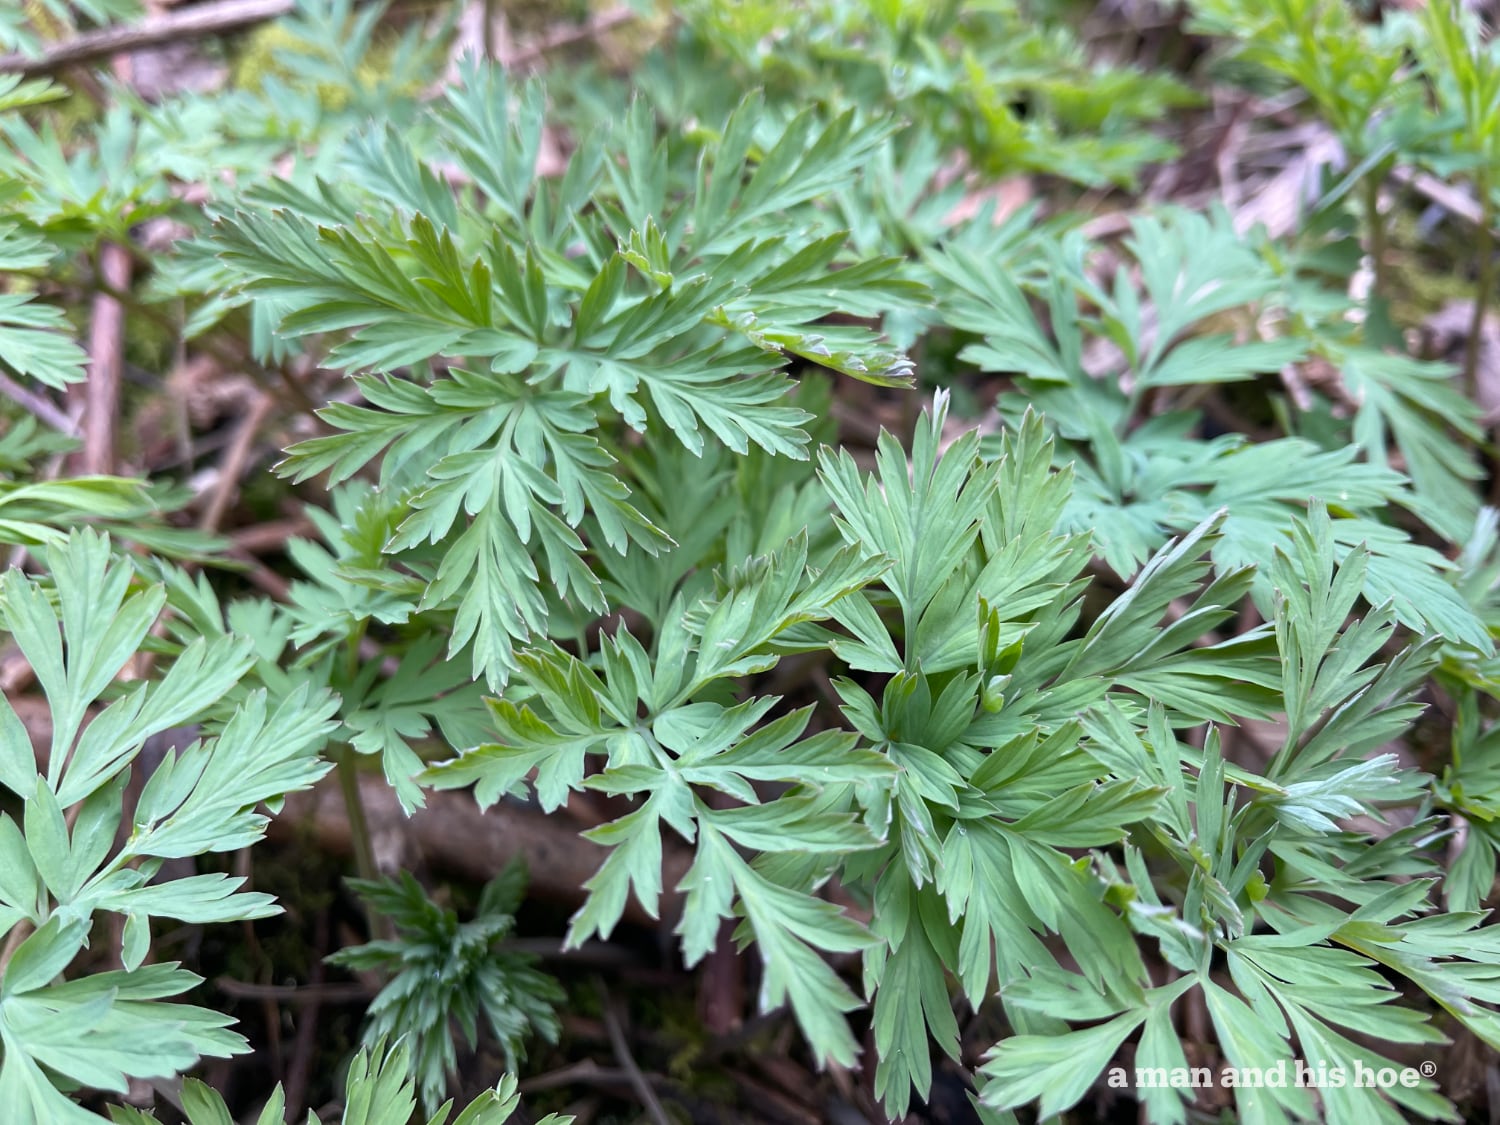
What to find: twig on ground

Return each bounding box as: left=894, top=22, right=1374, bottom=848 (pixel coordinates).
left=499, top=938, right=638, bottom=967
left=230, top=516, right=315, bottom=554
left=0, top=0, right=295, bottom=76
left=280, top=909, right=330, bottom=1121
left=737, top=1061, right=825, bottom=1125
left=0, top=369, right=81, bottom=437
left=1391, top=165, right=1488, bottom=229
left=599, top=980, right=673, bottom=1125
left=699, top=917, right=744, bottom=1038
left=503, top=5, right=636, bottom=69
left=76, top=242, right=131, bottom=476
left=223, top=548, right=294, bottom=600
left=437, top=3, right=639, bottom=118
left=130, top=385, right=275, bottom=683
left=215, top=978, right=371, bottom=1004
left=518, top=1060, right=641, bottom=1096
left=273, top=774, right=695, bottom=926
left=86, top=271, right=320, bottom=416
left=197, top=393, right=275, bottom=532
left=698, top=788, right=744, bottom=1038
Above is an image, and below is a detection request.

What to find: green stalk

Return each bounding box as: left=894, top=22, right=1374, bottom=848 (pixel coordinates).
left=0, top=920, right=33, bottom=976
left=337, top=744, right=380, bottom=886
left=1363, top=176, right=1389, bottom=304
left=1464, top=172, right=1495, bottom=399
left=337, top=624, right=379, bottom=889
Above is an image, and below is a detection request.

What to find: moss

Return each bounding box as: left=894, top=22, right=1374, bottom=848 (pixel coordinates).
left=508, top=0, right=594, bottom=36
left=227, top=20, right=426, bottom=110
left=41, top=87, right=103, bottom=146
left=1385, top=206, right=1483, bottom=325
left=227, top=22, right=303, bottom=93
left=239, top=469, right=288, bottom=522
left=122, top=305, right=174, bottom=375
left=587, top=0, right=674, bottom=71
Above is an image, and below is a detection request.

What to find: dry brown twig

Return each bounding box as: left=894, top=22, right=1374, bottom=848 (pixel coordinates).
left=279, top=908, right=330, bottom=1121
left=197, top=392, right=276, bottom=532
left=600, top=981, right=673, bottom=1125
left=502, top=5, right=636, bottom=70
left=229, top=515, right=315, bottom=553
left=2, top=0, right=637, bottom=80
left=0, top=370, right=81, bottom=437
left=74, top=241, right=131, bottom=476
left=519, top=1059, right=647, bottom=1098
left=216, top=977, right=369, bottom=1004
left=273, top=773, right=695, bottom=927
left=0, top=0, right=295, bottom=77
left=1391, top=165, right=1489, bottom=229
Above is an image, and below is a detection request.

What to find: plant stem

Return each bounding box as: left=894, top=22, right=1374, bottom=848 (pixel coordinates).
left=336, top=623, right=379, bottom=889
left=82, top=269, right=321, bottom=415
left=336, top=744, right=379, bottom=887
left=1464, top=173, right=1495, bottom=399
left=0, top=920, right=34, bottom=976
left=1363, top=176, right=1388, bottom=304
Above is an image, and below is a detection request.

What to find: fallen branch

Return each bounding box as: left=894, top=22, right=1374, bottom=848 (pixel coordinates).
left=601, top=980, right=673, bottom=1125
left=229, top=516, right=316, bottom=554
left=0, top=0, right=294, bottom=77
left=197, top=392, right=275, bottom=532
left=1391, top=165, right=1488, bottom=229
left=502, top=5, right=635, bottom=69
left=77, top=242, right=132, bottom=475
left=1, top=0, right=635, bottom=78
left=0, top=369, right=80, bottom=437
left=272, top=773, right=693, bottom=928
left=12, top=700, right=686, bottom=927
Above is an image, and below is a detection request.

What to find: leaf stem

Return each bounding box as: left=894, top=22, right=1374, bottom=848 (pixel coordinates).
left=337, top=622, right=379, bottom=888
left=1464, top=173, right=1495, bottom=399
left=0, top=919, right=33, bottom=976
left=1363, top=176, right=1388, bottom=304
left=337, top=744, right=379, bottom=887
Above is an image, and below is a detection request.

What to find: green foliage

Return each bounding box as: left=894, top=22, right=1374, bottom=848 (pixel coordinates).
left=0, top=0, right=141, bottom=57
left=210, top=72, right=921, bottom=689
left=327, top=864, right=565, bottom=1113
left=931, top=205, right=1489, bottom=647
left=1188, top=0, right=1418, bottom=156
left=625, top=0, right=1194, bottom=188
left=426, top=532, right=896, bottom=1067
left=0, top=73, right=87, bottom=390
left=107, top=1037, right=573, bottom=1125
left=0, top=531, right=339, bottom=1122
left=980, top=508, right=1468, bottom=1124
left=150, top=482, right=495, bottom=812
left=7, top=0, right=1500, bottom=1121
left=0, top=75, right=231, bottom=559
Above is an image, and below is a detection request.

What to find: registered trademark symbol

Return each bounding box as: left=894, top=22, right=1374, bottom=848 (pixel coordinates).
left=1420, top=1061, right=1437, bottom=1078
